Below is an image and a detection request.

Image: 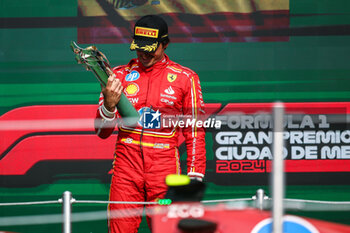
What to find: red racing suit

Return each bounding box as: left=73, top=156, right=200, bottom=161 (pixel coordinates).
left=94, top=54, right=206, bottom=233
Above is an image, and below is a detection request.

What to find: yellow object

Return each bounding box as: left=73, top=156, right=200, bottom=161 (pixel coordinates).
left=124, top=83, right=139, bottom=96
left=135, top=27, right=159, bottom=38
left=166, top=174, right=190, bottom=186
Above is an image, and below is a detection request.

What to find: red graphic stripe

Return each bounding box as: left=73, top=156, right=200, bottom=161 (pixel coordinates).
left=267, top=159, right=350, bottom=173
left=0, top=105, right=98, bottom=156
left=0, top=103, right=221, bottom=156
left=0, top=135, right=117, bottom=175
left=0, top=104, right=222, bottom=176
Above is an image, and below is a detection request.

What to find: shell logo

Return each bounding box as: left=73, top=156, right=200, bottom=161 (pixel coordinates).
left=124, top=83, right=139, bottom=96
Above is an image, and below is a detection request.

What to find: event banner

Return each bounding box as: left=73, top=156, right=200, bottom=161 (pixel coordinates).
left=77, top=0, right=290, bottom=44
left=209, top=102, right=350, bottom=185
left=0, top=102, right=349, bottom=186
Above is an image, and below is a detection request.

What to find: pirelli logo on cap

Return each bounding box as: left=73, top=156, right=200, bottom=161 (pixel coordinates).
left=135, top=26, right=159, bottom=38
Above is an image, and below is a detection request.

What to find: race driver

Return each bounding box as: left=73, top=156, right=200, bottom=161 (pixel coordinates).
left=94, top=15, right=206, bottom=233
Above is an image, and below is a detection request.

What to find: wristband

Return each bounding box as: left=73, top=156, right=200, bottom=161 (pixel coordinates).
left=102, top=103, right=117, bottom=117
left=188, top=172, right=204, bottom=182
left=99, top=105, right=116, bottom=121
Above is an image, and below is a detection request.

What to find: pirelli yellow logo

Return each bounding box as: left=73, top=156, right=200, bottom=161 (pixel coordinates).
left=135, top=26, right=159, bottom=38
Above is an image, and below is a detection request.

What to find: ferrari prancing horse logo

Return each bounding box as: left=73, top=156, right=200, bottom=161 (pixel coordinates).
left=167, top=73, right=177, bottom=82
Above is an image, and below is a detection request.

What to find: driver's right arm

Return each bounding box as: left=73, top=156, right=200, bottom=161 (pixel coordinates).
left=94, top=74, right=123, bottom=139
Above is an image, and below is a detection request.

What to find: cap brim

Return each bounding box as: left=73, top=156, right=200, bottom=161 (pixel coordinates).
left=130, top=39, right=159, bottom=52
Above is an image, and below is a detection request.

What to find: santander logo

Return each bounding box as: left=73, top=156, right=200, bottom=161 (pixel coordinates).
left=164, top=86, right=175, bottom=95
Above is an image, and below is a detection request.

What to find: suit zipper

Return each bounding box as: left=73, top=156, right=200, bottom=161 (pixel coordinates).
left=140, top=71, right=153, bottom=164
